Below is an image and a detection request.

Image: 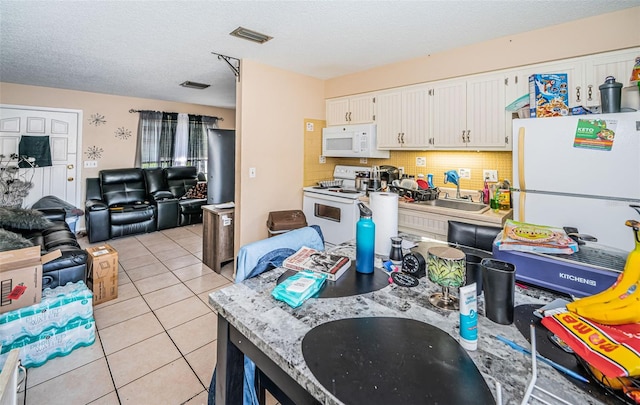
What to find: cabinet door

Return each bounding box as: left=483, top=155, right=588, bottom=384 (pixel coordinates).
left=431, top=80, right=466, bottom=148
left=401, top=86, right=430, bottom=148
left=326, top=98, right=350, bottom=126
left=513, top=61, right=582, bottom=110
left=376, top=91, right=403, bottom=149
left=584, top=49, right=639, bottom=108
left=348, top=94, right=376, bottom=124
left=466, top=73, right=508, bottom=149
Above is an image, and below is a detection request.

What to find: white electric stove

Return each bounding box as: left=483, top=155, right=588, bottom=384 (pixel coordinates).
left=303, top=165, right=370, bottom=245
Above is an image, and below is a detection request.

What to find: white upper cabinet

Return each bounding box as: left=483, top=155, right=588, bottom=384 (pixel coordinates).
left=376, top=85, right=430, bottom=149
left=430, top=80, right=466, bottom=148
left=326, top=94, right=376, bottom=125
left=584, top=49, right=639, bottom=108
left=431, top=73, right=508, bottom=150
left=327, top=47, right=640, bottom=151
left=465, top=73, right=508, bottom=149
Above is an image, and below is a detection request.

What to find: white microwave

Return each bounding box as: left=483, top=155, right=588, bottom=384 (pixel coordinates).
left=322, top=124, right=389, bottom=158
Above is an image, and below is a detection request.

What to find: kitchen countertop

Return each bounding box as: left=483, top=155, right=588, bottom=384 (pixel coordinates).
left=209, top=235, right=605, bottom=404
left=361, top=188, right=513, bottom=226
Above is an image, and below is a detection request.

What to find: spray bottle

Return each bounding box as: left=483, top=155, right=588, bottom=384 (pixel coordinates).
left=483, top=178, right=490, bottom=205
left=356, top=202, right=375, bottom=274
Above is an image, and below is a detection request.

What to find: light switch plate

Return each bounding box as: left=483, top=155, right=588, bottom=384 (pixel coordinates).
left=84, top=160, right=98, bottom=168
left=458, top=168, right=471, bottom=179
left=483, top=169, right=498, bottom=182
left=416, top=157, right=426, bottom=167
left=360, top=158, right=368, bottom=164
left=249, top=167, right=256, bottom=178
left=319, top=155, right=326, bottom=164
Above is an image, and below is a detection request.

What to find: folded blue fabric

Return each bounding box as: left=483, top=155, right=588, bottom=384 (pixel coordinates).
left=235, top=225, right=324, bottom=282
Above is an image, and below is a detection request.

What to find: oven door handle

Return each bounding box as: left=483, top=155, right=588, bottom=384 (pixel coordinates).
left=303, top=191, right=360, bottom=205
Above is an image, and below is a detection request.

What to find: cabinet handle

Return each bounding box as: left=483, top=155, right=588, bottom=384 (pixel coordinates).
left=349, top=112, right=352, bottom=121
left=461, top=130, right=466, bottom=142
left=345, top=112, right=349, bottom=122
left=515, top=76, right=518, bottom=85
left=397, top=133, right=401, bottom=144
left=466, top=130, right=471, bottom=143
left=587, top=85, right=593, bottom=101
left=576, top=86, right=581, bottom=103
left=401, top=133, right=405, bottom=144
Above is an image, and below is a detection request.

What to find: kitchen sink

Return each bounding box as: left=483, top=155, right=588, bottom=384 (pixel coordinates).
left=416, top=199, right=490, bottom=213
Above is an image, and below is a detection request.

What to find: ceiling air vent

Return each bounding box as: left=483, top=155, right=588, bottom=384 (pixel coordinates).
left=230, top=26, right=273, bottom=44
left=180, top=81, right=210, bottom=90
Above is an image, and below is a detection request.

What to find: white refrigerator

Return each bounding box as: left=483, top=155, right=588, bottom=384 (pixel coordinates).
left=512, top=112, right=640, bottom=252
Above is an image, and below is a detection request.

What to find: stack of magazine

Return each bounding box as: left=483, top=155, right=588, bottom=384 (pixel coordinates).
left=283, top=247, right=351, bottom=281
left=495, top=219, right=578, bottom=254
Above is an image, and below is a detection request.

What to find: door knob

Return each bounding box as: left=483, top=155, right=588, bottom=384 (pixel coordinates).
left=67, top=177, right=74, bottom=181
left=67, top=164, right=74, bottom=169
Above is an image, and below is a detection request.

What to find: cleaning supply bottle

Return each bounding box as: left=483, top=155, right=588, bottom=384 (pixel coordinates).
left=356, top=202, right=375, bottom=274
left=482, top=179, right=490, bottom=205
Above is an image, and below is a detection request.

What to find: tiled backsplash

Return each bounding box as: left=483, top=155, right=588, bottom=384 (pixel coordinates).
left=304, top=120, right=513, bottom=191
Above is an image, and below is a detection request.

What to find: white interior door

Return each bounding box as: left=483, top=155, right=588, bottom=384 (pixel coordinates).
left=0, top=105, right=82, bottom=209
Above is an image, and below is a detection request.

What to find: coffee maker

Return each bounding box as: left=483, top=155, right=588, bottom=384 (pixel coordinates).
left=379, top=165, right=400, bottom=185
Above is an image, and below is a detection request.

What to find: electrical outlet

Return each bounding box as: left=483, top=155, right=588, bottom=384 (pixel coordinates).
left=360, top=158, right=368, bottom=164
left=483, top=169, right=498, bottom=182
left=416, top=157, right=426, bottom=167
left=84, top=160, right=97, bottom=168
left=319, top=155, right=326, bottom=164
left=458, top=168, right=471, bottom=179
left=249, top=167, right=256, bottom=178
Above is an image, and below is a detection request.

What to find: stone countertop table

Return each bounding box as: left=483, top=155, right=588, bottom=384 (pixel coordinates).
left=209, top=237, right=605, bottom=405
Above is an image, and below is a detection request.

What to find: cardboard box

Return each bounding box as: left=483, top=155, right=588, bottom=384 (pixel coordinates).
left=0, top=246, right=61, bottom=314
left=529, top=73, right=569, bottom=118
left=86, top=244, right=118, bottom=305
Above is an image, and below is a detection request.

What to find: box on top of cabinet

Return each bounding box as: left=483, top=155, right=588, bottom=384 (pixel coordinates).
left=529, top=74, right=569, bottom=118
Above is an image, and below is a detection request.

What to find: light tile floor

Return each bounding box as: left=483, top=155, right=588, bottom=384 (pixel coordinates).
left=18, top=224, right=279, bottom=405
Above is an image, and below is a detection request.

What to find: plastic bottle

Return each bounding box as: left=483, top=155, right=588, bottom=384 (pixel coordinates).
left=459, top=283, right=478, bottom=351
left=482, top=179, right=490, bottom=205
left=356, top=202, right=375, bottom=274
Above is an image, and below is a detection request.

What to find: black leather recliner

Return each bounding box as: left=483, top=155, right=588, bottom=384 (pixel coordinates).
left=143, top=168, right=179, bottom=230
left=15, top=208, right=88, bottom=290
left=165, top=166, right=207, bottom=226
left=85, top=168, right=156, bottom=243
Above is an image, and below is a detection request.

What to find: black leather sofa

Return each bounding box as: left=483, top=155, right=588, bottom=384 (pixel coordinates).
left=85, top=167, right=207, bottom=243
left=13, top=208, right=88, bottom=290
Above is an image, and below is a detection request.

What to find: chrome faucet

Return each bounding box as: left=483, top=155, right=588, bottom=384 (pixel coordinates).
left=443, top=170, right=471, bottom=201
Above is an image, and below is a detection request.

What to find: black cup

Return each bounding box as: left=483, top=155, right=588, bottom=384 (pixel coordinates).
left=465, top=254, right=483, bottom=296
left=481, top=258, right=516, bottom=325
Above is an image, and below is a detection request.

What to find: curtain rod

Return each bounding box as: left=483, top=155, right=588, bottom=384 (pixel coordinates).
left=128, top=109, right=223, bottom=121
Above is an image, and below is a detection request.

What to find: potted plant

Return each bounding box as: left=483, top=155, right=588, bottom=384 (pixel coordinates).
left=0, top=153, right=36, bottom=208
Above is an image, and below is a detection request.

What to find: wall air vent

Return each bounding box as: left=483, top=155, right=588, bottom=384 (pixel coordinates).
left=230, top=26, right=273, bottom=44
left=179, top=81, right=211, bottom=90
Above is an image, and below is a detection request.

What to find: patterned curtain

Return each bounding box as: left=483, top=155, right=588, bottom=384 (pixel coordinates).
left=135, top=111, right=163, bottom=168
left=136, top=111, right=217, bottom=169
left=158, top=113, right=177, bottom=167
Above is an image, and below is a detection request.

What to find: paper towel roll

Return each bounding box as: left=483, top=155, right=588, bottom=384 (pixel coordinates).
left=370, top=192, right=399, bottom=255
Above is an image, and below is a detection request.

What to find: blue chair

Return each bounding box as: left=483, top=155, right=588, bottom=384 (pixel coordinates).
left=208, top=226, right=325, bottom=405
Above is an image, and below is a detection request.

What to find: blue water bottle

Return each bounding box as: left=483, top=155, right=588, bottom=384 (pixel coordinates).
left=356, top=202, right=375, bottom=274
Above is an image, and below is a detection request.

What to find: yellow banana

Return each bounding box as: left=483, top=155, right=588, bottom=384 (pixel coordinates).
left=571, top=282, right=640, bottom=325
left=566, top=218, right=640, bottom=313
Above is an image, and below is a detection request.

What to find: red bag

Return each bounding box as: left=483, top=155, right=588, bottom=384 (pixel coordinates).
left=542, top=310, right=640, bottom=378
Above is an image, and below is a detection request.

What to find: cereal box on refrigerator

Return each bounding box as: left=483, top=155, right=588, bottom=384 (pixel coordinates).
left=529, top=74, right=569, bottom=118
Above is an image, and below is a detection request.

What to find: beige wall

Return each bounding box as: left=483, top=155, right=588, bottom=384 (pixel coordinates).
left=236, top=60, right=324, bottom=246
left=0, top=82, right=235, bottom=228
left=326, top=7, right=640, bottom=98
